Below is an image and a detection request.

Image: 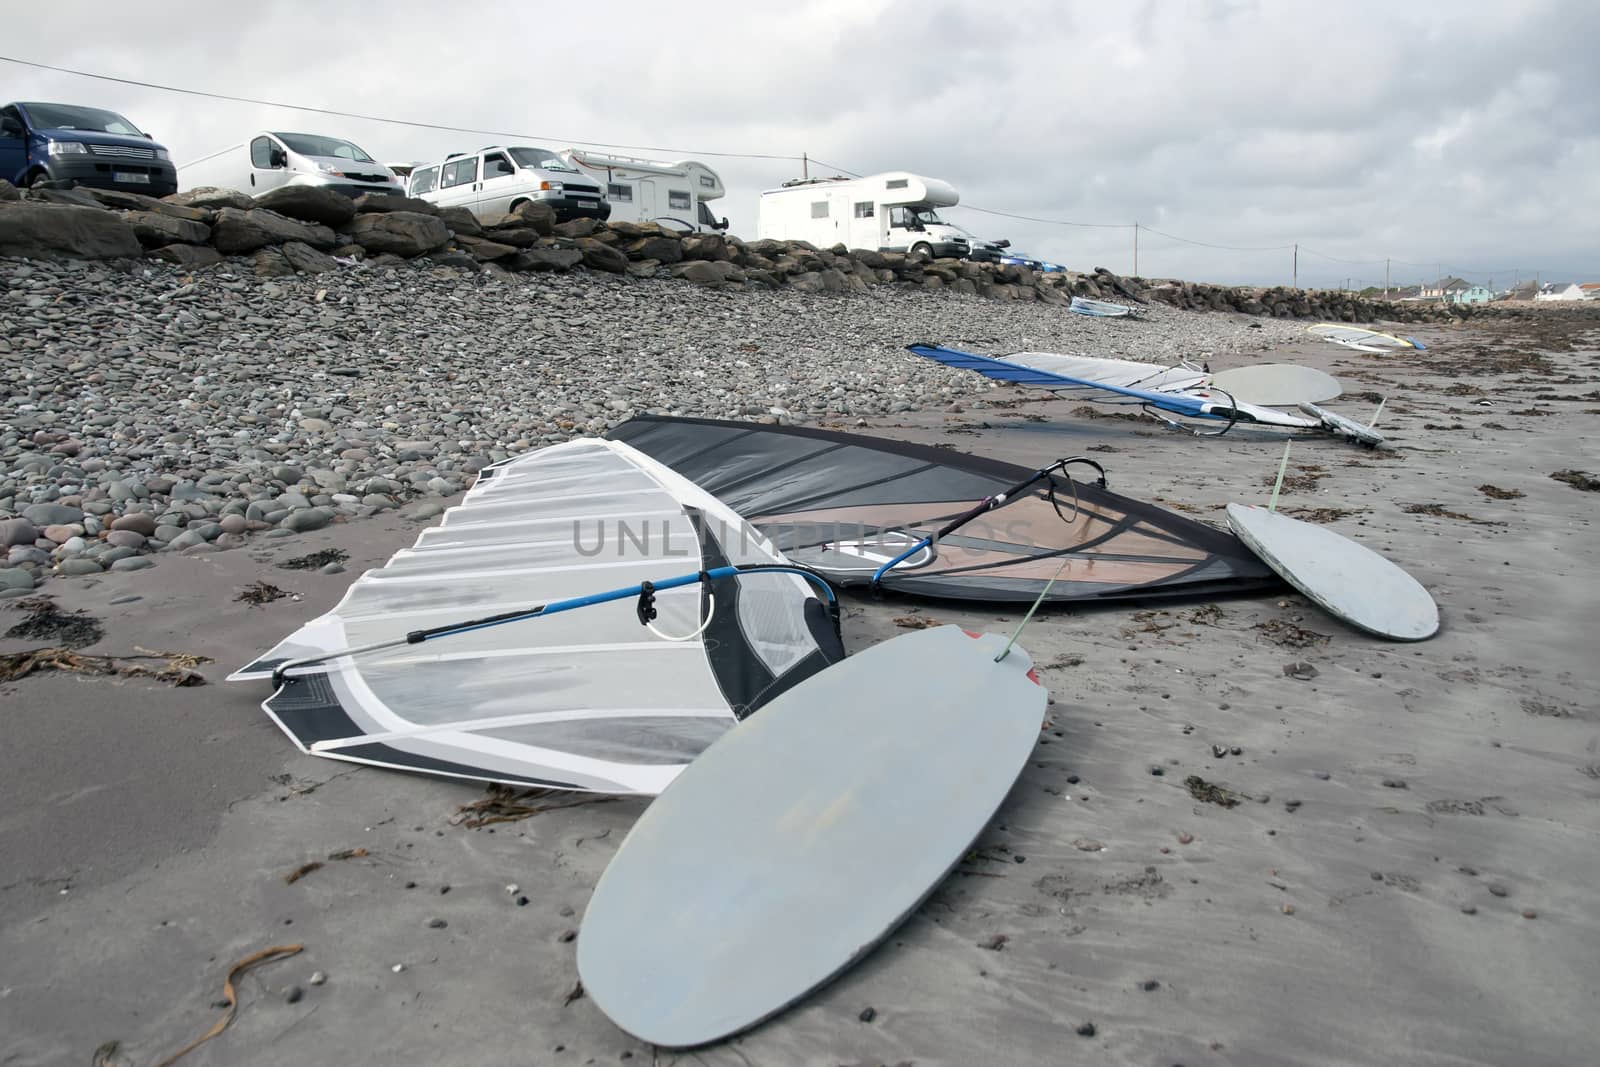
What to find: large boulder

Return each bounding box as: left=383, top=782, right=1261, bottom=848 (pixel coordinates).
left=255, top=185, right=358, bottom=227
left=211, top=207, right=337, bottom=253
left=474, top=225, right=540, bottom=247
left=575, top=237, right=628, bottom=274
left=27, top=187, right=104, bottom=209
left=280, top=240, right=341, bottom=273
left=352, top=193, right=436, bottom=215
left=164, top=187, right=254, bottom=211
left=345, top=211, right=451, bottom=257
left=671, top=260, right=729, bottom=287
left=454, top=234, right=517, bottom=261
left=506, top=247, right=582, bottom=272
left=85, top=188, right=212, bottom=222
left=0, top=202, right=143, bottom=259
left=252, top=248, right=296, bottom=277
left=151, top=243, right=224, bottom=268
left=623, top=234, right=684, bottom=264
left=511, top=200, right=556, bottom=235
left=552, top=217, right=600, bottom=240
left=436, top=206, right=481, bottom=236
left=122, top=210, right=210, bottom=246
left=682, top=233, right=733, bottom=262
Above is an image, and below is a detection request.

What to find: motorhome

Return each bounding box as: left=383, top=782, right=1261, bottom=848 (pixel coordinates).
left=179, top=132, right=405, bottom=198
left=1, top=101, right=177, bottom=196
left=560, top=150, right=728, bottom=233
left=756, top=172, right=974, bottom=258
left=409, top=146, right=609, bottom=222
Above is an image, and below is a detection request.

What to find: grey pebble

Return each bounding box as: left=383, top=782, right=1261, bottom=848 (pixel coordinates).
left=0, top=257, right=1315, bottom=587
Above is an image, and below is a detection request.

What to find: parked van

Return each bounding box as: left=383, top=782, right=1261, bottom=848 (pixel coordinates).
left=179, top=132, right=405, bottom=198
left=408, top=146, right=610, bottom=222
left=756, top=172, right=974, bottom=258
left=560, top=150, right=728, bottom=233
left=0, top=101, right=177, bottom=196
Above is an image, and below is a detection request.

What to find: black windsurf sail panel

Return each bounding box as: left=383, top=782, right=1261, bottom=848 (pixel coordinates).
left=607, top=416, right=1278, bottom=603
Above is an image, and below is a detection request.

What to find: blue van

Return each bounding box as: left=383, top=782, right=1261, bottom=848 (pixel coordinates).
left=0, top=101, right=178, bottom=196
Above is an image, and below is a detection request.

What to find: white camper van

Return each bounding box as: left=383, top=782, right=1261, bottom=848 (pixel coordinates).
left=756, top=172, right=973, bottom=258
left=560, top=150, right=729, bottom=233
left=179, top=132, right=406, bottom=198
left=408, top=146, right=610, bottom=223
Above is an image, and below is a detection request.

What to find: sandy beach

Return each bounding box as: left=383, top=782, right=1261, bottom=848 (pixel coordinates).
left=3, top=306, right=1597, bottom=1066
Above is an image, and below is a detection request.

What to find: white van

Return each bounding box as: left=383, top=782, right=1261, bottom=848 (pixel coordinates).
left=559, top=150, right=728, bottom=233
left=179, top=132, right=406, bottom=198
left=756, top=172, right=973, bottom=258
left=408, top=146, right=610, bottom=222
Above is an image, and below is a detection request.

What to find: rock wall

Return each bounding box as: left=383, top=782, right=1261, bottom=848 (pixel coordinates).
left=0, top=177, right=1492, bottom=323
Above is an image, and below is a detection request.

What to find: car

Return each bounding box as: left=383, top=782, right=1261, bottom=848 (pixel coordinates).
left=0, top=101, right=177, bottom=196
left=179, top=131, right=407, bottom=199
left=999, top=250, right=1066, bottom=273
left=408, top=145, right=611, bottom=223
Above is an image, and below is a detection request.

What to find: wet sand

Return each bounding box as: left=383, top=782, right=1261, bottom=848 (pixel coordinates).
left=3, top=313, right=1597, bottom=1066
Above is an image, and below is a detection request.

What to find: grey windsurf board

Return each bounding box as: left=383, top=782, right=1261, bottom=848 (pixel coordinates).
left=577, top=624, right=1048, bottom=1048
left=1211, top=364, right=1342, bottom=406
left=1226, top=503, right=1439, bottom=641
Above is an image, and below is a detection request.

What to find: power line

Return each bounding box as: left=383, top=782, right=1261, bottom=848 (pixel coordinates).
left=956, top=205, right=1133, bottom=229
left=1137, top=225, right=1293, bottom=252
left=0, top=54, right=804, bottom=162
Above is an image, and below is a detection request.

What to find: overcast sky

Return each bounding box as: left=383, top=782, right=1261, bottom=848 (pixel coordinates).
left=6, top=0, right=1597, bottom=288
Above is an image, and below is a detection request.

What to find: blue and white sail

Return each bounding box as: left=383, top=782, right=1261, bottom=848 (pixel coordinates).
left=229, top=438, right=844, bottom=795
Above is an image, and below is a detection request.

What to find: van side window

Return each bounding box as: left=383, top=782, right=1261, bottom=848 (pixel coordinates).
left=889, top=207, right=912, bottom=228
left=811, top=201, right=829, bottom=219
left=886, top=178, right=909, bottom=190
left=608, top=183, right=633, bottom=202
left=854, top=202, right=874, bottom=219
left=668, top=190, right=691, bottom=210
left=441, top=158, right=478, bottom=188
left=483, top=153, right=514, bottom=179
left=0, top=106, right=23, bottom=136
left=250, top=137, right=278, bottom=169
left=410, top=166, right=439, bottom=196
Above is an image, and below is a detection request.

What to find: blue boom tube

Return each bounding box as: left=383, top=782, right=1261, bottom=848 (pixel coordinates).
left=271, top=564, right=836, bottom=685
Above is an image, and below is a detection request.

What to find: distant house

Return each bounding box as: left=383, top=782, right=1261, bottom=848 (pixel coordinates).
left=1421, top=276, right=1470, bottom=299
left=1582, top=283, right=1600, bottom=300
left=1451, top=285, right=1492, bottom=305
left=1535, top=282, right=1585, bottom=302
left=1505, top=282, right=1538, bottom=301
left=1378, top=284, right=1423, bottom=301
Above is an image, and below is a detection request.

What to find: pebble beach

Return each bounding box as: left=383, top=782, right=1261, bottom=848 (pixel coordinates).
left=2, top=259, right=1597, bottom=1066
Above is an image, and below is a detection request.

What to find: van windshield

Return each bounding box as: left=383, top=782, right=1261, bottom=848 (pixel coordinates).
left=509, top=147, right=578, bottom=173
left=273, top=133, right=375, bottom=162
left=910, top=208, right=946, bottom=226
left=21, top=102, right=142, bottom=135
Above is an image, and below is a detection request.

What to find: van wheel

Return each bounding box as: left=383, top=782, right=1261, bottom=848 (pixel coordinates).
left=509, top=199, right=527, bottom=212
left=911, top=242, right=932, bottom=259
left=26, top=170, right=51, bottom=189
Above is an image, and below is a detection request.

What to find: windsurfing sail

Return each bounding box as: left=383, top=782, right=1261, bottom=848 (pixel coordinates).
left=607, top=415, right=1279, bottom=603
left=1308, top=324, right=1425, bottom=352
left=1070, top=296, right=1136, bottom=318
left=906, top=343, right=1323, bottom=432
left=228, top=438, right=844, bottom=795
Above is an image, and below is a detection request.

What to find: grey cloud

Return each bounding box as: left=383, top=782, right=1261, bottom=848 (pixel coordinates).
left=4, top=0, right=1595, bottom=287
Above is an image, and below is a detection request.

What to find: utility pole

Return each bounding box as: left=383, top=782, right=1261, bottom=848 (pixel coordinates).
left=1292, top=243, right=1298, bottom=289
left=1384, top=258, right=1390, bottom=298
left=802, top=153, right=808, bottom=180
left=1133, top=222, right=1139, bottom=276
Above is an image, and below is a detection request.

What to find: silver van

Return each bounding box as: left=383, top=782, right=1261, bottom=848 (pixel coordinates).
left=409, top=146, right=610, bottom=222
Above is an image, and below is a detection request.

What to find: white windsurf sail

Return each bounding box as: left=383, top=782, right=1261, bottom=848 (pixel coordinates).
left=1069, top=296, right=1136, bottom=318
left=229, top=438, right=844, bottom=795
left=1307, top=324, right=1425, bottom=352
